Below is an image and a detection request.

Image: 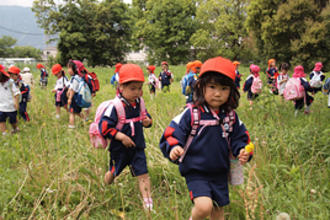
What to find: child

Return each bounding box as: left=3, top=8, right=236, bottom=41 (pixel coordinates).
left=111, top=63, right=122, bottom=87
left=181, top=61, right=194, bottom=96
left=184, top=60, right=202, bottom=103
left=51, top=64, right=69, bottom=119
left=159, top=61, right=173, bottom=92
left=277, top=63, right=289, bottom=96
left=266, top=58, right=278, bottom=94
left=323, top=78, right=330, bottom=108
left=233, top=61, right=242, bottom=89
left=67, top=60, right=85, bottom=128
left=21, top=67, right=34, bottom=87
left=160, top=57, right=252, bottom=220
left=147, top=65, right=159, bottom=96
left=99, top=64, right=153, bottom=210
left=37, top=63, right=48, bottom=87
left=0, top=65, right=20, bottom=135
left=309, top=62, right=325, bottom=94
left=243, top=64, right=262, bottom=106
left=8, top=66, right=31, bottom=122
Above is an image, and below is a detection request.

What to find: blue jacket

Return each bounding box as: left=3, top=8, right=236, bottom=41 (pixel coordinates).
left=185, top=73, right=198, bottom=103
left=243, top=75, right=253, bottom=93
left=99, top=97, right=152, bottom=151
left=159, top=71, right=172, bottom=86
left=235, top=70, right=242, bottom=89
left=159, top=105, right=250, bottom=177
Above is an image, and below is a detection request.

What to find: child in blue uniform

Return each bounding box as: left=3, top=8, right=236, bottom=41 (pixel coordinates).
left=160, top=57, right=252, bottom=220
left=184, top=60, right=202, bottom=103
left=159, top=61, right=173, bottom=92
left=99, top=64, right=154, bottom=210
left=8, top=66, right=31, bottom=122
left=266, top=58, right=278, bottom=94
left=37, top=63, right=48, bottom=87
left=233, top=61, right=242, bottom=89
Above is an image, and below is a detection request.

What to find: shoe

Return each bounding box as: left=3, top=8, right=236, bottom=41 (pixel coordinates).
left=56, top=115, right=60, bottom=119
left=11, top=128, right=19, bottom=134
left=68, top=125, right=75, bottom=129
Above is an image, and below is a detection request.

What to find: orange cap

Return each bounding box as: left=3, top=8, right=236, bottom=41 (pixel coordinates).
left=8, top=66, right=21, bottom=74
left=52, top=64, right=62, bottom=75
left=119, top=64, right=145, bottom=84
left=147, top=65, right=156, bottom=73
left=268, top=58, right=275, bottom=67
left=186, top=62, right=193, bottom=72
left=200, top=56, right=235, bottom=81
left=233, top=61, right=240, bottom=66
left=191, top=60, right=202, bottom=73
left=36, top=63, right=44, bottom=69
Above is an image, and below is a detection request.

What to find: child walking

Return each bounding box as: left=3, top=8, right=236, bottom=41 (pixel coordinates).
left=21, top=67, right=34, bottom=87
left=309, top=62, right=325, bottom=94
left=99, top=64, right=154, bottom=210
left=147, top=65, right=159, bottom=96
left=111, top=63, right=122, bottom=87
left=37, top=63, right=48, bottom=88
left=184, top=60, right=202, bottom=104
left=160, top=57, right=252, bottom=220
left=266, top=58, right=278, bottom=94
left=159, top=61, right=173, bottom=92
left=233, top=61, right=242, bottom=89
left=277, top=63, right=289, bottom=96
left=51, top=64, right=69, bottom=119
left=8, top=66, right=31, bottom=122
left=0, top=65, right=20, bottom=135
left=243, top=64, right=262, bottom=106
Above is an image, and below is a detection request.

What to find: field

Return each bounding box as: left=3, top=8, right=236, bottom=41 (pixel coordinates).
left=0, top=65, right=329, bottom=219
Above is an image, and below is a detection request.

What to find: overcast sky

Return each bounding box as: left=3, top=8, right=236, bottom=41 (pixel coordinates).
left=0, top=0, right=132, bottom=7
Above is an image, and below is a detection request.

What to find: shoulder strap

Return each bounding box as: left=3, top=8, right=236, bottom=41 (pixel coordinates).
left=113, top=96, right=126, bottom=131
left=139, top=97, right=147, bottom=119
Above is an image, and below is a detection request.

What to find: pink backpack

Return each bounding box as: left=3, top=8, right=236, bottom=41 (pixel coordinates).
left=283, top=78, right=305, bottom=101
left=89, top=96, right=147, bottom=149
left=251, top=76, right=263, bottom=94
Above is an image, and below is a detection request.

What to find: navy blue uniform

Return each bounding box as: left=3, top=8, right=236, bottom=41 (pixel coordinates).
left=16, top=81, right=30, bottom=121
left=39, top=68, right=48, bottom=87
left=99, top=96, right=152, bottom=177
left=295, top=78, right=314, bottom=110
left=159, top=105, right=250, bottom=206
left=185, top=73, right=198, bottom=103
left=243, top=76, right=258, bottom=100
left=159, top=71, right=172, bottom=90
left=234, top=70, right=242, bottom=89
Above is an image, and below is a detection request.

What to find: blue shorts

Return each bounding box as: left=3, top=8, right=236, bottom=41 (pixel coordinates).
left=186, top=174, right=229, bottom=207
left=69, top=99, right=82, bottom=114
left=109, top=148, right=148, bottom=177
left=0, top=111, right=17, bottom=124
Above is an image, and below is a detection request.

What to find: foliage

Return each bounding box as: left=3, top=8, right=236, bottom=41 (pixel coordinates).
left=32, top=0, right=131, bottom=66
left=0, top=35, right=17, bottom=57
left=131, top=0, right=197, bottom=64
left=0, top=64, right=329, bottom=219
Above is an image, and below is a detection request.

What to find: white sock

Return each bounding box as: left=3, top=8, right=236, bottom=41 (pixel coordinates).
left=56, top=114, right=60, bottom=119
left=68, top=125, right=75, bottom=129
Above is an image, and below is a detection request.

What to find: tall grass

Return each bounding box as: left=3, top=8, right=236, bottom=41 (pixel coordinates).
left=0, top=65, right=329, bottom=219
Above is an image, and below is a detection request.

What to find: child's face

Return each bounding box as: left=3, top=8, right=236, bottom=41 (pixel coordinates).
left=147, top=69, right=152, bottom=74
left=68, top=67, right=74, bottom=76
left=10, top=73, right=19, bottom=81
left=271, top=62, right=276, bottom=67
left=235, top=65, right=239, bottom=70
left=162, top=64, right=168, bottom=71
left=282, top=69, right=288, bottom=74
left=55, top=72, right=61, bottom=78
left=120, top=82, right=144, bottom=103
left=204, top=82, right=230, bottom=111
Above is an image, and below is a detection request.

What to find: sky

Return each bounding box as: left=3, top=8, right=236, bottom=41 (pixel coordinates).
left=0, top=0, right=132, bottom=7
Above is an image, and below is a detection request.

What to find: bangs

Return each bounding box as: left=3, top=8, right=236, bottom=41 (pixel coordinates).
left=201, top=72, right=234, bottom=87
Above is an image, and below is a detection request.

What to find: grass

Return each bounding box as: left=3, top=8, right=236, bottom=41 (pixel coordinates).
left=0, top=64, right=329, bottom=219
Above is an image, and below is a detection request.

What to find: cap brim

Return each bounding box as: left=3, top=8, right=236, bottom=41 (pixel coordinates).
left=0, top=69, right=9, bottom=77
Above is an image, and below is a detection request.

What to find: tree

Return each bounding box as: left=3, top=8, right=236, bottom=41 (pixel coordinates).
left=132, top=0, right=197, bottom=64
left=12, top=46, right=42, bottom=59
left=32, top=0, right=131, bottom=66
left=190, top=0, right=249, bottom=61
left=0, top=36, right=16, bottom=57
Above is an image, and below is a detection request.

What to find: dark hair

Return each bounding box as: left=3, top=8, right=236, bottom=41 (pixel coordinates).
left=193, top=72, right=240, bottom=112
left=280, top=63, right=289, bottom=71
left=0, top=73, right=9, bottom=83
left=67, top=61, right=78, bottom=75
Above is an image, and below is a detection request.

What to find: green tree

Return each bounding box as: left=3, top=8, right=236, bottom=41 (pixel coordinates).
left=12, top=46, right=42, bottom=59
left=190, top=0, right=249, bottom=61
left=0, top=36, right=16, bottom=57
left=33, top=0, right=131, bottom=66
left=132, top=0, right=197, bottom=64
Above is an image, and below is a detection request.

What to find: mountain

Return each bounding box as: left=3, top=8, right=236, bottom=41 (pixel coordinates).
left=0, top=6, right=56, bottom=49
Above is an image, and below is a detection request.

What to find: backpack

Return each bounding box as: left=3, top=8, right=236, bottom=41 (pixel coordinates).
left=84, top=72, right=100, bottom=94
left=89, top=96, right=147, bottom=149
left=310, top=71, right=322, bottom=88
left=74, top=78, right=92, bottom=108
left=251, top=76, right=263, bottom=94
left=283, top=78, right=305, bottom=101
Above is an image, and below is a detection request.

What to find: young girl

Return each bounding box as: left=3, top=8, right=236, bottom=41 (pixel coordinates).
left=309, top=62, right=325, bottom=94
left=147, top=65, right=159, bottom=96
left=99, top=64, right=153, bottom=210
left=37, top=63, right=48, bottom=88
left=266, top=58, right=278, bottom=94
left=233, top=61, right=242, bottom=89
left=8, top=66, right=31, bottom=122
left=184, top=60, right=202, bottom=104
left=67, top=60, right=85, bottom=128
left=243, top=64, right=262, bottom=106
left=51, top=64, right=69, bottom=119
left=0, top=65, right=20, bottom=135
left=277, top=63, right=289, bottom=96
left=291, top=65, right=314, bottom=116
left=160, top=57, right=252, bottom=220
left=159, top=61, right=173, bottom=92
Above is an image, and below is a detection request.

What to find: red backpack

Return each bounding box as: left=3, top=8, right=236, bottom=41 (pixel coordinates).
left=84, top=72, right=100, bottom=94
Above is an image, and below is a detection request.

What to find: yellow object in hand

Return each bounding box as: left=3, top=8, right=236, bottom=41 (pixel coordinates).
left=245, top=142, right=254, bottom=155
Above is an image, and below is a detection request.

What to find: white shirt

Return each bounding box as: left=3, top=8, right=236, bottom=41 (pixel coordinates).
left=69, top=75, right=82, bottom=92
left=21, top=72, right=34, bottom=87
left=54, top=76, right=69, bottom=91
left=0, top=79, right=21, bottom=112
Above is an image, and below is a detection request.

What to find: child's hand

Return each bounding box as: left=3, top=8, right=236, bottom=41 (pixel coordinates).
left=142, top=117, right=152, bottom=127
left=238, top=148, right=250, bottom=165
left=52, top=89, right=56, bottom=93
left=169, top=146, right=184, bottom=161
left=116, top=132, right=136, bottom=148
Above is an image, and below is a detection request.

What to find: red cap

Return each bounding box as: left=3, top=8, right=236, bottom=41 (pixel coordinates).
left=293, top=65, right=305, bottom=78
left=52, top=64, right=62, bottom=75
left=71, top=60, right=86, bottom=76
left=0, top=65, right=9, bottom=77
left=161, top=61, right=168, bottom=66
left=147, top=65, right=156, bottom=73
left=200, top=56, right=235, bottom=81
left=119, top=64, right=145, bottom=84
left=36, top=63, right=44, bottom=69
left=8, top=66, right=21, bottom=75
left=115, top=63, right=122, bottom=72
